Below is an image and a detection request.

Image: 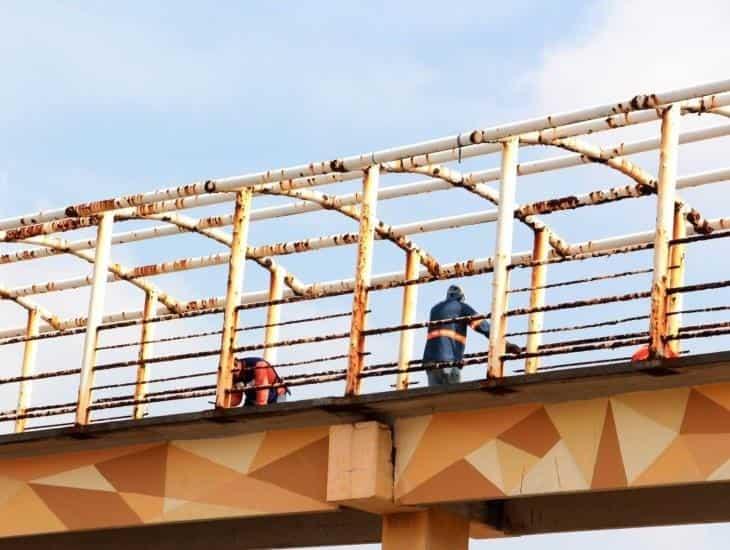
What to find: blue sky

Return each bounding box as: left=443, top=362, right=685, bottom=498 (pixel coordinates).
left=2, top=1, right=730, bottom=548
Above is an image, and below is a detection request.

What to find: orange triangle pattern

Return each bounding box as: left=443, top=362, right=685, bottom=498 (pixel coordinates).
left=395, top=380, right=730, bottom=504
left=6, top=379, right=730, bottom=537
left=0, top=427, right=333, bottom=538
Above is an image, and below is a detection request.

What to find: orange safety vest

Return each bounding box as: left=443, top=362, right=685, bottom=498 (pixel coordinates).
left=427, top=328, right=467, bottom=345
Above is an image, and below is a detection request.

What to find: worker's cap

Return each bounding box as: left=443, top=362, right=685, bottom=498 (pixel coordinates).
left=446, top=285, right=465, bottom=302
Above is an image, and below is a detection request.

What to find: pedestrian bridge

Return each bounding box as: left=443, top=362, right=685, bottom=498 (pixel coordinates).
left=2, top=353, right=730, bottom=548
left=1, top=79, right=730, bottom=547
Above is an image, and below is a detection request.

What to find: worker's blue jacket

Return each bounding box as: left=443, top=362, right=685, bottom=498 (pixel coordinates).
left=422, top=298, right=490, bottom=363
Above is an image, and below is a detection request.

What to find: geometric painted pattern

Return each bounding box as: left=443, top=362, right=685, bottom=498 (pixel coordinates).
left=0, top=426, right=333, bottom=538
left=394, top=382, right=730, bottom=505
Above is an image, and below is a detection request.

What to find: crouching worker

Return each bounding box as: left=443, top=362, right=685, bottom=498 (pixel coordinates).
left=422, top=285, right=521, bottom=387
left=230, top=356, right=289, bottom=407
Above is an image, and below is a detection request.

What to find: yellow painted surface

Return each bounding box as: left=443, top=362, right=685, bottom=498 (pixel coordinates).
left=382, top=509, right=469, bottom=550
left=0, top=425, right=333, bottom=538
left=395, top=380, right=730, bottom=505
left=327, top=422, right=401, bottom=513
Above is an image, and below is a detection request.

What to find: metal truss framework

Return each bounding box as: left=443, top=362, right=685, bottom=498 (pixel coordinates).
left=2, top=79, right=730, bottom=430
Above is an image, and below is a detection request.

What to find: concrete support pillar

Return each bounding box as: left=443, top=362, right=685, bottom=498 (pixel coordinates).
left=382, top=509, right=470, bottom=550
left=327, top=421, right=396, bottom=514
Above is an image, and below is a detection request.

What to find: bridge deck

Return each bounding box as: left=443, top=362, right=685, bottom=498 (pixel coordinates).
left=3, top=352, right=730, bottom=548
left=2, top=351, right=729, bottom=459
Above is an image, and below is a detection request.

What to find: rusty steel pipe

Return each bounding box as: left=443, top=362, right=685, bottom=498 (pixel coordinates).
left=396, top=250, right=420, bottom=390
left=509, top=267, right=652, bottom=293
left=649, top=105, right=680, bottom=358
left=2, top=78, right=729, bottom=232
left=668, top=279, right=730, bottom=295
left=5, top=161, right=730, bottom=305
left=505, top=289, right=651, bottom=318
left=506, top=337, right=650, bottom=361
left=76, top=212, right=114, bottom=426
left=263, top=268, right=284, bottom=365
left=525, top=228, right=548, bottom=374
left=489, top=138, right=518, bottom=377
left=1, top=112, right=723, bottom=248
left=95, top=309, right=359, bottom=351
left=346, top=166, right=379, bottom=396
left=506, top=314, right=649, bottom=337
left=14, top=309, right=40, bottom=433
left=667, top=205, right=686, bottom=355
left=133, top=291, right=158, bottom=420
left=217, top=189, right=253, bottom=409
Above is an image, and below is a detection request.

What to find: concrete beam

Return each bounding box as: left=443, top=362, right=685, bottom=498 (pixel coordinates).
left=327, top=421, right=402, bottom=513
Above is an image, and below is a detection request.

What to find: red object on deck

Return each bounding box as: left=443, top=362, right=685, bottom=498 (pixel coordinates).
left=631, top=345, right=679, bottom=362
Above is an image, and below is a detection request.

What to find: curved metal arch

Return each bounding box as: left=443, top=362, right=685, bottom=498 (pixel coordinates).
left=521, top=134, right=714, bottom=234
left=0, top=291, right=62, bottom=330
left=683, top=106, right=730, bottom=119
left=256, top=185, right=443, bottom=276
left=24, top=235, right=184, bottom=313
left=383, top=163, right=571, bottom=255
left=130, top=211, right=309, bottom=296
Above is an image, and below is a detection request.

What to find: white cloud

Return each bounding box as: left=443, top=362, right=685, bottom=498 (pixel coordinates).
left=533, top=0, right=730, bottom=112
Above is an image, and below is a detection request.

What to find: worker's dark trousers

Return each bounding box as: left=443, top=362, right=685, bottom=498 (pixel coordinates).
left=425, top=363, right=461, bottom=387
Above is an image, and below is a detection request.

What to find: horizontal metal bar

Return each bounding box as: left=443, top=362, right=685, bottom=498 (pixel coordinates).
left=92, top=352, right=357, bottom=391
left=362, top=313, right=489, bottom=337
left=96, top=309, right=360, bottom=351
left=668, top=327, right=730, bottom=341
left=670, top=229, right=730, bottom=246
left=3, top=209, right=730, bottom=342
left=505, top=289, right=651, bottom=317
left=505, top=314, right=649, bottom=337
left=509, top=268, right=652, bottom=293
left=505, top=337, right=650, bottom=360
left=514, top=356, right=634, bottom=373
left=537, top=330, right=648, bottom=351
left=668, top=279, right=730, bottom=295
left=3, top=80, right=727, bottom=232
left=669, top=305, right=730, bottom=316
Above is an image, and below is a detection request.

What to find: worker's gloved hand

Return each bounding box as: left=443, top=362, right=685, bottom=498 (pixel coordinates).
left=505, top=342, right=522, bottom=355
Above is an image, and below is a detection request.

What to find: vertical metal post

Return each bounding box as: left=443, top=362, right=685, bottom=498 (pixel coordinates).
left=488, top=137, right=519, bottom=378
left=263, top=267, right=284, bottom=365
left=133, top=290, right=158, bottom=420
left=216, top=188, right=253, bottom=409
left=649, top=104, right=680, bottom=358
left=396, top=250, right=420, bottom=390
left=76, top=212, right=114, bottom=425
left=14, top=309, right=40, bottom=433
left=667, top=204, right=686, bottom=355
left=525, top=228, right=549, bottom=374
left=345, top=165, right=379, bottom=396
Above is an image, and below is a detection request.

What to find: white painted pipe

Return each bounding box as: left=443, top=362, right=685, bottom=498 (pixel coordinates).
left=1, top=81, right=729, bottom=231
left=2, top=213, right=728, bottom=342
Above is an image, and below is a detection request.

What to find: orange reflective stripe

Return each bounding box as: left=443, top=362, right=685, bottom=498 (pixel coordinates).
left=427, top=329, right=467, bottom=344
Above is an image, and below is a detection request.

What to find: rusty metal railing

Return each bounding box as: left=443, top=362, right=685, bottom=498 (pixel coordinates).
left=3, top=78, right=730, bottom=432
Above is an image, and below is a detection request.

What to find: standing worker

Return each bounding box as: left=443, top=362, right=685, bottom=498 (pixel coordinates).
left=230, top=356, right=289, bottom=407
left=422, top=285, right=521, bottom=386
